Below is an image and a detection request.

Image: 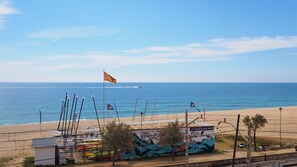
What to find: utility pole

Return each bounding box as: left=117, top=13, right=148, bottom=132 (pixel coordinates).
left=184, top=110, right=205, bottom=167
left=247, top=127, right=251, bottom=167
left=185, top=110, right=189, bottom=167
left=279, top=107, right=282, bottom=148
left=232, top=114, right=240, bottom=167
left=217, top=116, right=251, bottom=167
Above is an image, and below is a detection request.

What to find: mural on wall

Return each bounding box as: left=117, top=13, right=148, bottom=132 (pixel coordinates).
left=121, top=126, right=215, bottom=159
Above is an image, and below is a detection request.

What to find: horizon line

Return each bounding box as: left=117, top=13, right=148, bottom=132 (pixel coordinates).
left=1, top=81, right=297, bottom=84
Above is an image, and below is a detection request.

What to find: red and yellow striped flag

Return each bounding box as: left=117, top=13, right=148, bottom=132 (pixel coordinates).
left=104, top=72, right=117, bottom=83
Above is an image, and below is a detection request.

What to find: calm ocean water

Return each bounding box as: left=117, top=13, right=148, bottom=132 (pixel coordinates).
left=0, top=82, right=296, bottom=125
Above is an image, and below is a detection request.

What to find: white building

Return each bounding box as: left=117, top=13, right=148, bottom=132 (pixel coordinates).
left=32, top=137, right=56, bottom=166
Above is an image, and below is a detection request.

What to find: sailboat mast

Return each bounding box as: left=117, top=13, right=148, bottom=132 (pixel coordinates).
left=132, top=98, right=138, bottom=121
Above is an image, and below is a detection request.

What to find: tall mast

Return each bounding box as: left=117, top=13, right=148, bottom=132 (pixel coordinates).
left=103, top=70, right=105, bottom=127
left=143, top=99, right=149, bottom=120
left=132, top=98, right=138, bottom=121
left=92, top=95, right=102, bottom=133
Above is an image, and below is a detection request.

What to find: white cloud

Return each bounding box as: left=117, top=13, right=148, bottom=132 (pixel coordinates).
left=0, top=0, right=17, bottom=30
left=22, top=36, right=297, bottom=68
left=120, top=36, right=297, bottom=57
left=0, top=61, right=34, bottom=81
left=1, top=36, right=297, bottom=81
left=28, top=26, right=119, bottom=40
left=24, top=35, right=297, bottom=72
left=0, top=60, right=33, bottom=68
left=0, top=0, right=16, bottom=14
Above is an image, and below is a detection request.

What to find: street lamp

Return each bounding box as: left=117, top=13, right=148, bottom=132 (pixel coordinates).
left=279, top=107, right=282, bottom=148
left=184, top=110, right=204, bottom=167
left=217, top=116, right=251, bottom=167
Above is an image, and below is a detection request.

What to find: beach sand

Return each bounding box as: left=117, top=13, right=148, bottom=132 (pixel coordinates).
left=0, top=106, right=296, bottom=166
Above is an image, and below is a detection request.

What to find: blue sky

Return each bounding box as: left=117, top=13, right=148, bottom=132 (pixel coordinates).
left=0, top=0, right=296, bottom=82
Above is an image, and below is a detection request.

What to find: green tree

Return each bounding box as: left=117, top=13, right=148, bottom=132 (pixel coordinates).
left=158, top=120, right=184, bottom=161
left=101, top=121, right=134, bottom=166
left=243, top=114, right=268, bottom=151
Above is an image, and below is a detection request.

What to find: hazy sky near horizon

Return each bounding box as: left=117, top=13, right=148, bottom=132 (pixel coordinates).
left=0, top=0, right=296, bottom=82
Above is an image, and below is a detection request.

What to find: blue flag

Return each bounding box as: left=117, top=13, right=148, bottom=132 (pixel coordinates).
left=190, top=102, right=196, bottom=107
left=107, top=104, right=114, bottom=110
left=190, top=101, right=201, bottom=112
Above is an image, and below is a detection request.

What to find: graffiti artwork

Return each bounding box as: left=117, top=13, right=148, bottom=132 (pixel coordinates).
left=121, top=126, right=215, bottom=159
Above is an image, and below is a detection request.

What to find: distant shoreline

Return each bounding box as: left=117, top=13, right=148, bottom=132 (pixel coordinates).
left=1, top=105, right=296, bottom=127
left=1, top=82, right=296, bottom=126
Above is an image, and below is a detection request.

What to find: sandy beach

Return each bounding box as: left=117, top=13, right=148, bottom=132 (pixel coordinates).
left=1, top=106, right=296, bottom=166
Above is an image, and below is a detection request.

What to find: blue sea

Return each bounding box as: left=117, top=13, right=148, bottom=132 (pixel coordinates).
left=0, top=82, right=296, bottom=125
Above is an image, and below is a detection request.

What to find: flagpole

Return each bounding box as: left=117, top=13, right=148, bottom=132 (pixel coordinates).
left=103, top=70, right=105, bottom=128
left=103, top=70, right=117, bottom=126
left=114, top=103, right=120, bottom=122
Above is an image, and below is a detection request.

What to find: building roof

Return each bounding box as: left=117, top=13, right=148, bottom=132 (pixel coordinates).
left=192, top=120, right=213, bottom=127
left=32, top=137, right=56, bottom=148
left=126, top=119, right=214, bottom=130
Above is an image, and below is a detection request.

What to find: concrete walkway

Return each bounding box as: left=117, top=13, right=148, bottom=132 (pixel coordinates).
left=74, top=148, right=296, bottom=167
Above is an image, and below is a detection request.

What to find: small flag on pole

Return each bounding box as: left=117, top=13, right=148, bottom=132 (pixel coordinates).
left=104, top=72, right=117, bottom=83
left=190, top=102, right=196, bottom=108
left=107, top=104, right=114, bottom=110
left=190, top=101, right=201, bottom=112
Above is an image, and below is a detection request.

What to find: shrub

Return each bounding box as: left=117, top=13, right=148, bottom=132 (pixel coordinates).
left=23, top=157, right=34, bottom=167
